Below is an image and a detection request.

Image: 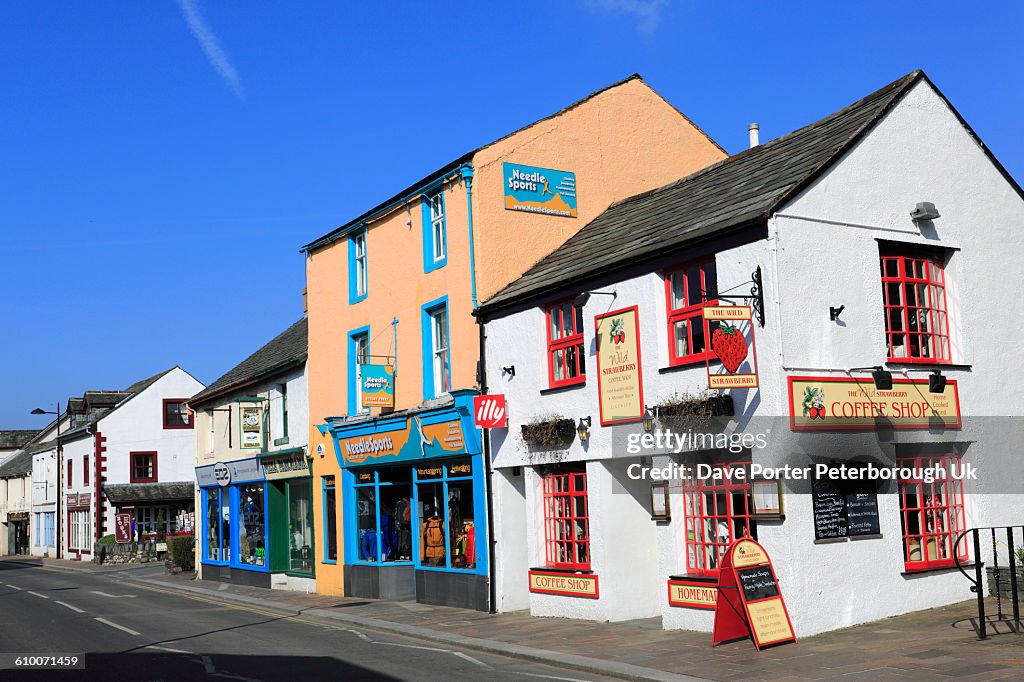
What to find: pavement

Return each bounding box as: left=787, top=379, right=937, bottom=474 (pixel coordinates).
left=6, top=555, right=1024, bottom=681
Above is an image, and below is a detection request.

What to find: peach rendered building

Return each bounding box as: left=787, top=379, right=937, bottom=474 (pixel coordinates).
left=303, top=75, right=725, bottom=608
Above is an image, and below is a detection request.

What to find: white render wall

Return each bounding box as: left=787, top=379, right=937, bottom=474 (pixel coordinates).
left=485, top=79, right=1024, bottom=636
left=61, top=433, right=95, bottom=555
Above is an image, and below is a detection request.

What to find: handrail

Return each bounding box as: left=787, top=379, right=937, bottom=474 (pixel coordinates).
left=955, top=525, right=1023, bottom=640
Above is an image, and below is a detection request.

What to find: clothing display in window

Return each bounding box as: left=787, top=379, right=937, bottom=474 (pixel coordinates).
left=423, top=516, right=445, bottom=566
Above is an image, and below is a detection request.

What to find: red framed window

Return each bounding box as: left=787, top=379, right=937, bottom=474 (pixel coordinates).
left=665, top=259, right=718, bottom=365
left=84, top=455, right=89, bottom=486
left=542, top=466, right=590, bottom=570
left=880, top=254, right=950, bottom=363
left=67, top=459, right=73, bottom=487
left=130, top=452, right=158, bottom=484
left=546, top=300, right=586, bottom=388
left=899, top=454, right=967, bottom=571
left=163, top=399, right=192, bottom=429
left=682, top=461, right=755, bottom=577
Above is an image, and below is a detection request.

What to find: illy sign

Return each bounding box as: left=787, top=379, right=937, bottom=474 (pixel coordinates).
left=474, top=394, right=508, bottom=429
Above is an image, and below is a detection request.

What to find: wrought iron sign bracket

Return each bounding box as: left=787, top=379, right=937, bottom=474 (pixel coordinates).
left=712, top=266, right=765, bottom=327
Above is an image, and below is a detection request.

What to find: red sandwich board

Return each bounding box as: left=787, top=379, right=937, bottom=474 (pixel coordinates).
left=712, top=537, right=796, bottom=651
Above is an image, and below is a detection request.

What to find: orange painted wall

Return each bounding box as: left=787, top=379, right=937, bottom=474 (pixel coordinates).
left=305, top=76, right=724, bottom=595
left=472, top=78, right=726, bottom=302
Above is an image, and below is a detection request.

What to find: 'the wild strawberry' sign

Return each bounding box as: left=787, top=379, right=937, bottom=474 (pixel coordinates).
left=705, top=305, right=759, bottom=389
left=474, top=394, right=508, bottom=429
left=595, top=306, right=645, bottom=425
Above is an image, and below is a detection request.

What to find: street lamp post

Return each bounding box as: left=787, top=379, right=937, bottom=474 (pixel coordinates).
left=31, top=403, right=61, bottom=559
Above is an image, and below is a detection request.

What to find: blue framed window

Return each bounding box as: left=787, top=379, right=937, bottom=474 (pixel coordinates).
left=323, top=476, right=337, bottom=564
left=347, top=327, right=370, bottom=415
left=421, top=297, right=450, bottom=401
left=413, top=458, right=478, bottom=571
left=349, top=230, right=368, bottom=304
left=201, top=483, right=269, bottom=571
left=203, top=487, right=227, bottom=564
left=422, top=191, right=447, bottom=272
left=351, top=466, right=414, bottom=565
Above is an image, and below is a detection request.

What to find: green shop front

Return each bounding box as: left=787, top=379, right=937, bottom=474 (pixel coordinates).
left=196, top=448, right=315, bottom=590
left=325, top=392, right=488, bottom=611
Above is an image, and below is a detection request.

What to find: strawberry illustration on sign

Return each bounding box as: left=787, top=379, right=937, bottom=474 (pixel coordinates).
left=609, top=318, right=625, bottom=345
left=801, top=387, right=826, bottom=420
left=712, top=323, right=748, bottom=373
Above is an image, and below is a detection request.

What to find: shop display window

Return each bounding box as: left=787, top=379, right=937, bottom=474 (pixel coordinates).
left=69, top=510, right=89, bottom=550
left=353, top=466, right=413, bottom=564
left=323, top=476, right=337, bottom=562
left=238, top=484, right=266, bottom=567
left=288, top=480, right=313, bottom=572
left=541, top=465, right=590, bottom=570
left=415, top=459, right=475, bottom=570
left=682, top=461, right=755, bottom=577
left=899, top=454, right=967, bottom=570
left=546, top=300, right=586, bottom=388
left=880, top=252, right=950, bottom=362
left=206, top=488, right=222, bottom=561
left=664, top=258, right=718, bottom=365
left=136, top=505, right=172, bottom=537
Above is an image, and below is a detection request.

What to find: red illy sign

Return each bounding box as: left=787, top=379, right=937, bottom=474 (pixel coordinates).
left=474, top=394, right=508, bottom=429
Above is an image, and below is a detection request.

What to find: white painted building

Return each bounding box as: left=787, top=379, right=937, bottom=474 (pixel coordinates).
left=190, top=318, right=313, bottom=591
left=478, top=71, right=1024, bottom=637
left=0, top=430, right=45, bottom=555
left=58, top=367, right=205, bottom=559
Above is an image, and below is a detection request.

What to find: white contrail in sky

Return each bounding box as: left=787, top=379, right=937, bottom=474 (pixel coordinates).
left=176, top=0, right=243, bottom=97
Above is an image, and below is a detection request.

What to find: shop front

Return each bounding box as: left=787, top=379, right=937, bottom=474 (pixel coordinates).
left=325, top=391, right=488, bottom=611
left=7, top=512, right=30, bottom=555
left=197, top=451, right=314, bottom=590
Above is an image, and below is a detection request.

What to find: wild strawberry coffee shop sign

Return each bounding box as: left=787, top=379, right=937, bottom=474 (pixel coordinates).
left=705, top=305, right=758, bottom=389
left=595, top=306, right=644, bottom=425
left=788, top=376, right=961, bottom=430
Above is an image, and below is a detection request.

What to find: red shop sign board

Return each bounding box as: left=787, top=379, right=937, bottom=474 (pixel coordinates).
left=473, top=394, right=508, bottom=429
left=114, top=513, right=133, bottom=544
left=712, top=537, right=796, bottom=651
left=704, top=304, right=759, bottom=390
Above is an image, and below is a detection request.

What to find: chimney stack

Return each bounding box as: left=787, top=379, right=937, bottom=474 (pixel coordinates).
left=748, top=123, right=760, bottom=148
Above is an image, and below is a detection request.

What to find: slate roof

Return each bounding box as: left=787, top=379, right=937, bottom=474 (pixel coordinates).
left=479, top=70, right=928, bottom=314
left=103, top=482, right=195, bottom=504
left=83, top=391, right=131, bottom=407
left=301, top=74, right=721, bottom=254
left=0, top=430, right=41, bottom=449
left=0, top=449, right=32, bottom=478
left=189, top=318, right=308, bottom=407
left=125, top=368, right=175, bottom=395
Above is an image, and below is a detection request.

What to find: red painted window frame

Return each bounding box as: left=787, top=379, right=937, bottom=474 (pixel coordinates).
left=880, top=253, right=951, bottom=364
left=67, top=459, right=73, bottom=487
left=163, top=398, right=193, bottom=430
left=130, top=451, right=158, bottom=484
left=84, top=455, right=89, bottom=486
left=545, top=299, right=586, bottom=389
left=681, top=461, right=755, bottom=578
left=542, top=466, right=591, bottom=570
left=664, top=259, right=719, bottom=366
left=898, top=454, right=967, bottom=572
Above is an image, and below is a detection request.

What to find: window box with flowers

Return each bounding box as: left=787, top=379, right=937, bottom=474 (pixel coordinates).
left=521, top=417, right=576, bottom=449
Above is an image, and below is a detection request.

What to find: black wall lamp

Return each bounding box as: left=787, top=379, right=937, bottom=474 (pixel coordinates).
left=577, top=416, right=592, bottom=442
left=642, top=406, right=656, bottom=433
left=501, top=365, right=516, bottom=378
left=901, top=367, right=948, bottom=394
left=910, top=202, right=941, bottom=221
left=830, top=305, right=845, bottom=321
left=573, top=290, right=617, bottom=307
left=850, top=366, right=893, bottom=390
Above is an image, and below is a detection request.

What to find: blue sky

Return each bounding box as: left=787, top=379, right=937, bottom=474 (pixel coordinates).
left=2, top=2, right=1022, bottom=428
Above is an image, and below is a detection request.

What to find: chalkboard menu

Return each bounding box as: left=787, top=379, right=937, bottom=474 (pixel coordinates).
left=812, top=471, right=880, bottom=540
left=738, top=566, right=780, bottom=601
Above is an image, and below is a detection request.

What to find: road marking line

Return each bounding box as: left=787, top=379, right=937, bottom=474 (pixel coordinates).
left=515, top=673, right=592, bottom=682
left=27, top=591, right=49, bottom=599
left=373, top=641, right=450, bottom=652
left=452, top=651, right=491, bottom=668
left=7, top=584, right=23, bottom=590
left=90, top=590, right=136, bottom=598
left=147, top=645, right=190, bottom=654
left=201, top=655, right=215, bottom=673
left=56, top=600, right=85, bottom=613
left=340, top=628, right=372, bottom=642
left=94, top=617, right=141, bottom=636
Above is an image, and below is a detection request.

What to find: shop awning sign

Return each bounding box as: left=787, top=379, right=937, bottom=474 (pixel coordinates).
left=503, top=163, right=577, bottom=218
left=337, top=416, right=469, bottom=466
left=705, top=305, right=759, bottom=390
left=788, top=376, right=961, bottom=430
left=361, top=364, right=395, bottom=408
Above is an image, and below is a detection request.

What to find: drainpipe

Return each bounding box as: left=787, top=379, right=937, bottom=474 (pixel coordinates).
left=478, top=314, right=497, bottom=614
left=462, top=164, right=478, bottom=309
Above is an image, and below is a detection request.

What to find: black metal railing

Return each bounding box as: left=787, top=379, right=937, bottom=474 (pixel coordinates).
left=954, top=525, right=1023, bottom=640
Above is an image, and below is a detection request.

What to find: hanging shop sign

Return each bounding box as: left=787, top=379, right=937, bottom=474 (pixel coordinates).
left=595, top=306, right=644, bottom=425
left=502, top=162, right=577, bottom=218
left=115, top=513, right=133, bottom=543
left=238, top=402, right=265, bottom=450
left=261, top=449, right=311, bottom=481
left=704, top=305, right=759, bottom=389
left=668, top=579, right=718, bottom=610
left=528, top=570, right=599, bottom=599
left=473, top=394, right=507, bottom=429
left=337, top=415, right=470, bottom=466
left=712, top=538, right=796, bottom=651
left=360, top=364, right=395, bottom=408
left=788, top=376, right=961, bottom=430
